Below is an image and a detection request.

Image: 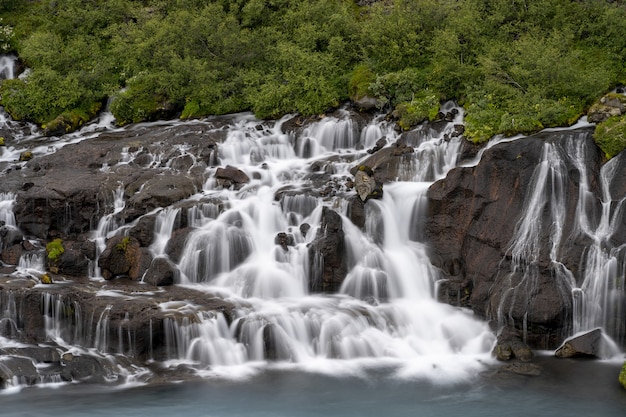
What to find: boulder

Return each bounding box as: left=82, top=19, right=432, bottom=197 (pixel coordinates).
left=308, top=207, right=347, bottom=293
left=0, top=356, right=39, bottom=388
left=555, top=328, right=603, bottom=358
left=98, top=236, right=151, bottom=280
left=54, top=240, right=96, bottom=276
left=215, top=165, right=250, bottom=190
left=143, top=257, right=177, bottom=286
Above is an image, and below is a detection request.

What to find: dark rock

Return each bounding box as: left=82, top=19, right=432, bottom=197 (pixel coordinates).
left=499, top=362, right=542, bottom=376
left=165, top=227, right=193, bottom=263
left=60, top=354, right=108, bottom=383
left=0, top=243, right=23, bottom=265
left=492, top=327, right=534, bottom=362
left=143, top=257, right=177, bottom=286
left=274, top=232, right=295, bottom=250
left=55, top=240, right=95, bottom=276
left=215, top=165, right=250, bottom=190
left=308, top=207, right=346, bottom=293
left=555, top=328, right=603, bottom=358
left=0, top=356, right=39, bottom=387
left=128, top=215, right=157, bottom=247
left=425, top=128, right=602, bottom=350
left=98, top=236, right=149, bottom=280
left=347, top=195, right=366, bottom=229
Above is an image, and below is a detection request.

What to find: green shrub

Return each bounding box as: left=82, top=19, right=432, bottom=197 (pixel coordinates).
left=594, top=115, right=626, bottom=159
left=393, top=92, right=440, bottom=130
left=348, top=64, right=375, bottom=101
left=46, top=239, right=64, bottom=263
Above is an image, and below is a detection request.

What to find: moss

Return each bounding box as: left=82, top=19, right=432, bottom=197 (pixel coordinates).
left=18, top=150, right=33, bottom=161
left=0, top=136, right=4, bottom=146
left=620, top=361, right=626, bottom=390
left=594, top=115, right=626, bottom=159
left=115, top=236, right=131, bottom=252
left=40, top=274, right=53, bottom=284
left=46, top=238, right=64, bottom=263
left=42, top=103, right=101, bottom=136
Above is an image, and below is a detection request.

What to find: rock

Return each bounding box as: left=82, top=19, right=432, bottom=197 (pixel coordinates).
left=499, top=362, right=542, bottom=376
left=620, top=361, right=626, bottom=390
left=165, top=227, right=193, bottom=263
left=274, top=232, right=295, bottom=250
left=425, top=127, right=603, bottom=350
left=55, top=240, right=96, bottom=276
left=353, top=165, right=383, bottom=201
left=0, top=356, right=39, bottom=387
left=308, top=207, right=347, bottom=293
left=0, top=243, right=23, bottom=265
left=60, top=354, right=108, bottom=383
left=346, top=195, right=366, bottom=229
left=587, top=94, right=626, bottom=123
left=353, top=96, right=381, bottom=112
left=492, top=327, right=534, bottom=362
left=143, top=257, right=177, bottom=286
left=215, top=165, right=250, bottom=190
left=98, top=236, right=150, bottom=280
left=128, top=214, right=157, bottom=247
left=555, top=328, right=603, bottom=358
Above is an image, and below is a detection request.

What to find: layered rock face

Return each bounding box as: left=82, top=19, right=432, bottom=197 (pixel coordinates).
left=426, top=127, right=626, bottom=350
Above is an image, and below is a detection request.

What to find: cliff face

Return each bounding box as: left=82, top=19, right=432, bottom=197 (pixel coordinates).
left=426, top=127, right=626, bottom=350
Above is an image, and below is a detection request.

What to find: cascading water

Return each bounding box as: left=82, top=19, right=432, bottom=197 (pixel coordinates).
left=0, top=54, right=16, bottom=80
left=166, top=103, right=495, bottom=380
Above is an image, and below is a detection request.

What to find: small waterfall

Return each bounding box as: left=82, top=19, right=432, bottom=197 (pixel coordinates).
left=149, top=208, right=181, bottom=257
left=573, top=151, right=626, bottom=348
left=0, top=192, right=17, bottom=227
left=0, top=290, right=20, bottom=338
left=91, top=187, right=126, bottom=279
left=0, top=54, right=17, bottom=80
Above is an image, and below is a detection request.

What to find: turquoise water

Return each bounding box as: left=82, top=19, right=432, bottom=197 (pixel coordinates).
left=2, top=357, right=625, bottom=417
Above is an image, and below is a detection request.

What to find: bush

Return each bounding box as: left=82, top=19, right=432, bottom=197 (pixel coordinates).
left=46, top=239, right=64, bottom=263
left=393, top=92, right=440, bottom=130
left=594, top=115, right=626, bottom=159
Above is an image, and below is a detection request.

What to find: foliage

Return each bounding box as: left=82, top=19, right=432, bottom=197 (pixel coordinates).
left=393, top=92, right=440, bottom=130
left=115, top=236, right=131, bottom=252
left=46, top=239, right=64, bottom=263
left=2, top=0, right=626, bottom=139
left=0, top=18, right=15, bottom=53
left=593, top=115, right=626, bottom=159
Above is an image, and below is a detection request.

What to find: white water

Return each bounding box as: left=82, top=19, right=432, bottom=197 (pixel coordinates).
left=163, top=103, right=496, bottom=380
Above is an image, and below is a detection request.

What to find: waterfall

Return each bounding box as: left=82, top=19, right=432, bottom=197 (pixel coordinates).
left=90, top=186, right=126, bottom=279
left=168, top=104, right=495, bottom=379
left=573, top=149, right=626, bottom=347
left=0, top=54, right=17, bottom=80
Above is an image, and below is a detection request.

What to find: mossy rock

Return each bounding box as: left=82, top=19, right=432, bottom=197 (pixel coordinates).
left=619, top=361, right=626, bottom=390
left=593, top=115, right=626, bottom=159
left=19, top=150, right=33, bottom=161
left=46, top=238, right=64, bottom=263
left=0, top=137, right=5, bottom=146
left=40, top=274, right=53, bottom=284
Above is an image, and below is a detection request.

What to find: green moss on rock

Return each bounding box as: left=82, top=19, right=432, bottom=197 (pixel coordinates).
left=620, top=361, right=626, bottom=390
left=593, top=115, right=626, bottom=159
left=46, top=238, right=64, bottom=263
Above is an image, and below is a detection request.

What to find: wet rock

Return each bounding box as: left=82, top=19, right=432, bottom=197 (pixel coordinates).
left=128, top=214, right=157, bottom=247
left=54, top=240, right=95, bottom=276
left=0, top=243, right=23, bottom=265
left=143, top=257, right=177, bottom=286
left=60, top=354, right=108, bottom=383
left=274, top=232, right=295, bottom=250
left=165, top=227, right=193, bottom=263
left=0, top=356, right=39, bottom=387
left=347, top=195, right=366, bottom=229
left=555, top=328, right=603, bottom=358
left=215, top=165, right=250, bottom=190
left=308, top=207, right=346, bottom=293
left=98, top=236, right=150, bottom=280
left=587, top=94, right=625, bottom=123
left=499, top=362, right=542, bottom=377
left=492, top=327, right=534, bottom=362
left=425, top=128, right=602, bottom=350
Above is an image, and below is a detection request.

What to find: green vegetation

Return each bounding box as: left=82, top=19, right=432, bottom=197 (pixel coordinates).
left=1, top=0, right=626, bottom=146
left=594, top=115, right=626, bottom=159
left=46, top=238, right=64, bottom=262
left=115, top=236, right=131, bottom=252
left=620, top=361, right=626, bottom=390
